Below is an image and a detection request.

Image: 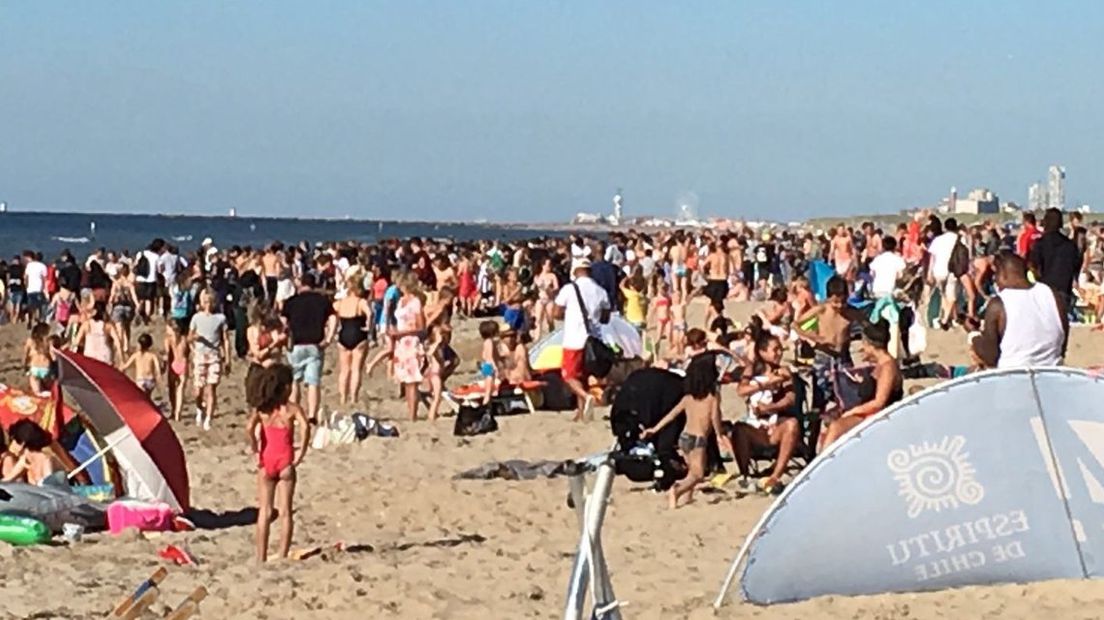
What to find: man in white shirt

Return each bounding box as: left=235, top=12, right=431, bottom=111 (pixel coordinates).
left=926, top=218, right=961, bottom=327
left=869, top=236, right=907, bottom=298
left=158, top=245, right=182, bottom=316
left=135, top=239, right=165, bottom=323
left=22, top=251, right=49, bottom=325
left=554, top=258, right=611, bottom=421
left=972, top=251, right=1067, bottom=368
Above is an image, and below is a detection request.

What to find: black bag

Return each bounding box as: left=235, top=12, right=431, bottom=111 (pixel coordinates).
left=453, top=404, right=499, bottom=436
left=135, top=254, right=151, bottom=278
left=571, top=282, right=616, bottom=379
left=949, top=241, right=969, bottom=278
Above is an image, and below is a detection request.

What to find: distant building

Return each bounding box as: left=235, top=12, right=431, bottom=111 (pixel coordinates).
left=954, top=188, right=1000, bottom=215
left=611, top=189, right=623, bottom=224
left=572, top=212, right=603, bottom=225
left=1047, top=165, right=1066, bottom=211
left=1028, top=182, right=1046, bottom=212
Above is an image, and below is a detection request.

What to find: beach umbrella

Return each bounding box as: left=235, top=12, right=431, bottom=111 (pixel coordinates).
left=55, top=350, right=190, bottom=511
left=529, top=315, right=645, bottom=371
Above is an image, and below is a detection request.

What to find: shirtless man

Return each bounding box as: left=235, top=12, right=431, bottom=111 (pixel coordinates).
left=795, top=276, right=866, bottom=416
left=829, top=226, right=856, bottom=282
left=702, top=241, right=731, bottom=328
left=261, top=245, right=281, bottom=306
left=862, top=222, right=882, bottom=269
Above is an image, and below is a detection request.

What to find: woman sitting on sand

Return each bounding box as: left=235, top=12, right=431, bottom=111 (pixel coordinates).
left=1, top=420, right=61, bottom=485
left=245, top=364, right=310, bottom=563
left=731, top=328, right=802, bottom=496
left=821, top=320, right=903, bottom=446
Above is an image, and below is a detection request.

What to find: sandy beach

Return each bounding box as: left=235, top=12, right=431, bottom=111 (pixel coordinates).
left=3, top=299, right=1104, bottom=620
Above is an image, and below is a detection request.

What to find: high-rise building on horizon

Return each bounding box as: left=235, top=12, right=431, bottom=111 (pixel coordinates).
left=1028, top=182, right=1046, bottom=212
left=1047, top=165, right=1066, bottom=211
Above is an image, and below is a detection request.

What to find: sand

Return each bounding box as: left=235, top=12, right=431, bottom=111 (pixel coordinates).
left=2, top=300, right=1104, bottom=619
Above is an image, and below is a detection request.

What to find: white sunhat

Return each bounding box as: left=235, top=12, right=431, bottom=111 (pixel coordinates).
left=571, top=257, right=592, bottom=272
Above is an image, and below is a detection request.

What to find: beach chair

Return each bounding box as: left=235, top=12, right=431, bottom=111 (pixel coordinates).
left=443, top=380, right=547, bottom=415
left=740, top=374, right=815, bottom=478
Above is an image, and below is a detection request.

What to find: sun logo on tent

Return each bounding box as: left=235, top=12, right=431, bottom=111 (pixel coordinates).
left=887, top=435, right=984, bottom=519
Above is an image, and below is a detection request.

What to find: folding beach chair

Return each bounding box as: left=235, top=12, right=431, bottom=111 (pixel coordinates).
left=443, top=380, right=548, bottom=415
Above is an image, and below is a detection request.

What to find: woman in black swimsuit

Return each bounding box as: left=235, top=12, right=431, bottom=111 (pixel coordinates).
left=333, top=277, right=372, bottom=407
left=823, top=320, right=904, bottom=446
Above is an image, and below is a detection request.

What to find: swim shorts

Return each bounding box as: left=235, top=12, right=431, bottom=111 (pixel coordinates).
left=288, top=344, right=323, bottom=387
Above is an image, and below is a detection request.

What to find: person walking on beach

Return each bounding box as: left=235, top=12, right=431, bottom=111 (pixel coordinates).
left=246, top=364, right=309, bottom=563
left=1029, top=208, right=1082, bottom=310
left=391, top=272, right=427, bottom=421
left=829, top=226, right=855, bottom=282
left=22, top=251, right=49, bottom=327
left=190, top=288, right=230, bottom=431
left=333, top=277, right=372, bottom=408
left=108, top=265, right=139, bottom=353
left=281, top=273, right=335, bottom=422
left=553, top=258, right=610, bottom=422
left=134, top=239, right=164, bottom=324
left=702, top=241, right=731, bottom=329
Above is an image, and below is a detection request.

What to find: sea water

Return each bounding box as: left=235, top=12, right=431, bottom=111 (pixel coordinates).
left=0, top=211, right=562, bottom=257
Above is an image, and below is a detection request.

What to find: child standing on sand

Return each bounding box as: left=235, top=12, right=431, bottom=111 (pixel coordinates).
left=642, top=356, right=724, bottom=509
left=121, top=333, right=162, bottom=398
left=669, top=290, right=687, bottom=358
left=245, top=364, right=309, bottom=563
left=23, top=323, right=53, bottom=394
left=477, top=320, right=502, bottom=405
left=164, top=321, right=189, bottom=421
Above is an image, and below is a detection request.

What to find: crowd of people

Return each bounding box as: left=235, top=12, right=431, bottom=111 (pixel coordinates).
left=0, top=209, right=1090, bottom=515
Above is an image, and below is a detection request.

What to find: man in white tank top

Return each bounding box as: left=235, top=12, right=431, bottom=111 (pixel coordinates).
left=972, top=252, right=1067, bottom=369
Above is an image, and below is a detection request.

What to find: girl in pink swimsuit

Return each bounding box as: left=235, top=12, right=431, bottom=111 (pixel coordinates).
left=246, top=364, right=309, bottom=563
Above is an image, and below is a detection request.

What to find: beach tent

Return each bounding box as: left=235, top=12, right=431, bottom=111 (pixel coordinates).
left=530, top=315, right=644, bottom=371
left=55, top=350, right=190, bottom=511
left=716, top=368, right=1104, bottom=607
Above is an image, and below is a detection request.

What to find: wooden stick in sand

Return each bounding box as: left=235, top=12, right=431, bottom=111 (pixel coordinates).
left=112, top=567, right=168, bottom=619
left=163, top=586, right=208, bottom=620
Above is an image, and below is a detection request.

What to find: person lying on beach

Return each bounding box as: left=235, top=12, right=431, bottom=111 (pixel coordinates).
left=641, top=355, right=724, bottom=509
left=120, top=333, right=162, bottom=397
left=245, top=364, right=309, bottom=563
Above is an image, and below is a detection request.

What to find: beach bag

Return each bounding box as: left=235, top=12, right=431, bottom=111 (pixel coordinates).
left=949, top=241, right=969, bottom=278
left=571, top=282, right=616, bottom=379
left=453, top=404, right=498, bottom=437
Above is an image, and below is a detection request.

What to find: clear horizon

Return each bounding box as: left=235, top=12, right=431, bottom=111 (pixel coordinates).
left=2, top=2, right=1100, bottom=223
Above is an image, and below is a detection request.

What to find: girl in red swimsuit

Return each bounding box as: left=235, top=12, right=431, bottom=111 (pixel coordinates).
left=246, top=364, right=310, bottom=563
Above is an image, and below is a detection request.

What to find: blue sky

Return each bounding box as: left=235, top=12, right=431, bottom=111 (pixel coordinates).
left=1, top=1, right=1100, bottom=222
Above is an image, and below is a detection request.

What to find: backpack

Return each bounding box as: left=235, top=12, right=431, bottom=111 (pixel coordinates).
left=949, top=241, right=969, bottom=278
left=171, top=286, right=193, bottom=319
left=135, top=254, right=151, bottom=278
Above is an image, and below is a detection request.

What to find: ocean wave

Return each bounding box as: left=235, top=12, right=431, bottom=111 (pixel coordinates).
left=52, top=236, right=90, bottom=244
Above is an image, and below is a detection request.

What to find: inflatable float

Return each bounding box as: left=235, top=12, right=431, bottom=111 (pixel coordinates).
left=0, top=482, right=107, bottom=533
left=0, top=514, right=50, bottom=546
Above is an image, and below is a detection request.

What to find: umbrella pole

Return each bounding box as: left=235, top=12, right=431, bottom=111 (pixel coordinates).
left=67, top=433, right=130, bottom=480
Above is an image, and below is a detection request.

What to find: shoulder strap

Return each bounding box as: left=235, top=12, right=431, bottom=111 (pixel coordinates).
left=570, top=281, right=593, bottom=333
